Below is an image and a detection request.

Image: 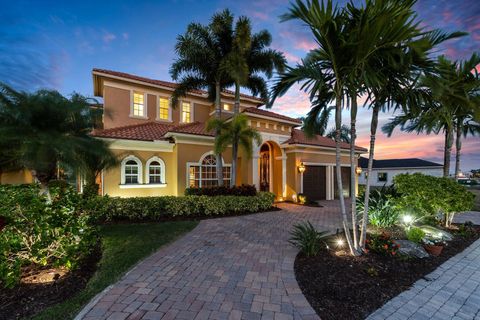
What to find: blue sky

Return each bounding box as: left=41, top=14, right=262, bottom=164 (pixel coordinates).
left=1, top=0, right=479, bottom=171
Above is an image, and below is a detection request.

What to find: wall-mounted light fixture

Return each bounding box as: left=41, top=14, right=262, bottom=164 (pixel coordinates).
left=355, top=166, right=362, bottom=175
left=298, top=162, right=306, bottom=173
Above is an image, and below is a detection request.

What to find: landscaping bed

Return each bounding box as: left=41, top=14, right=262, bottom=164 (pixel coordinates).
left=294, top=226, right=480, bottom=320
left=0, top=242, right=101, bottom=320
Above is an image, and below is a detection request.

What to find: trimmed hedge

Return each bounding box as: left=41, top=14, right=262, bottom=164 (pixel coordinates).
left=185, top=184, right=257, bottom=196
left=90, top=192, right=275, bottom=222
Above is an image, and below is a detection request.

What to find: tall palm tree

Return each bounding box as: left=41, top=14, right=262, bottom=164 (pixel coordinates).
left=220, top=14, right=285, bottom=186
left=383, top=54, right=476, bottom=178
left=0, top=84, right=114, bottom=199
left=207, top=114, right=262, bottom=186
left=170, top=9, right=235, bottom=186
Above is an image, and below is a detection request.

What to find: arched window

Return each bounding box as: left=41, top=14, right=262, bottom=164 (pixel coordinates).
left=188, top=153, right=231, bottom=188
left=121, top=155, right=142, bottom=185
left=146, top=156, right=166, bottom=184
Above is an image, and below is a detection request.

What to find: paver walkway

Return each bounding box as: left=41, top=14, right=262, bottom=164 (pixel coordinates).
left=77, top=202, right=344, bottom=320
left=368, top=237, right=480, bottom=320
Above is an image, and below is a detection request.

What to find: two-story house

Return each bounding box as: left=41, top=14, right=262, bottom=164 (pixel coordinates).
left=90, top=68, right=367, bottom=201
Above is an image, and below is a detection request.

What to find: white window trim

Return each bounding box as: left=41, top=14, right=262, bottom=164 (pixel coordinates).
left=130, top=91, right=148, bottom=119
left=186, top=151, right=231, bottom=188
left=121, top=155, right=143, bottom=185
left=180, top=100, right=194, bottom=123
left=146, top=156, right=166, bottom=184
left=156, top=95, right=173, bottom=122
left=377, top=172, right=388, bottom=182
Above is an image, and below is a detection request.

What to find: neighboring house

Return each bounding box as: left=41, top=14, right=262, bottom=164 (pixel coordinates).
left=3, top=68, right=367, bottom=201
left=358, top=157, right=444, bottom=187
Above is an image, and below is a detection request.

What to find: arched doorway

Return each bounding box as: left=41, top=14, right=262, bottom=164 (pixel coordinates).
left=259, top=143, right=271, bottom=192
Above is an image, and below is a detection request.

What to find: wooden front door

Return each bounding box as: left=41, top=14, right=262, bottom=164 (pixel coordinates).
left=259, top=144, right=270, bottom=192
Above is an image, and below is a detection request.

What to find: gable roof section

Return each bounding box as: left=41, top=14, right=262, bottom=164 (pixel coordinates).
left=358, top=157, right=443, bottom=169
left=92, top=68, right=265, bottom=105
left=284, top=129, right=367, bottom=152
left=242, top=107, right=302, bottom=125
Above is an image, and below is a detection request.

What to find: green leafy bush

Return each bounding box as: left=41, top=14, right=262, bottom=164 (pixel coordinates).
left=366, top=232, right=399, bottom=256
left=394, top=173, right=474, bottom=226
left=406, top=227, right=425, bottom=243
left=289, top=221, right=329, bottom=257
left=458, top=221, right=476, bottom=238
left=185, top=184, right=257, bottom=196
left=0, top=185, right=97, bottom=288
left=89, top=192, right=275, bottom=222
left=357, top=186, right=399, bottom=227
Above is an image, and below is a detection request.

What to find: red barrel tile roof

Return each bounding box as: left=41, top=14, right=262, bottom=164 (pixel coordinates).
left=283, top=129, right=367, bottom=152
left=242, top=107, right=302, bottom=124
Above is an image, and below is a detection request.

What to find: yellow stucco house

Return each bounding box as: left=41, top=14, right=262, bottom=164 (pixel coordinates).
left=88, top=68, right=366, bottom=201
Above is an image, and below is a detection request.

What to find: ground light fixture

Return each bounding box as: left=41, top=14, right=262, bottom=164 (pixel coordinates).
left=402, top=214, right=414, bottom=228
left=336, top=238, right=345, bottom=248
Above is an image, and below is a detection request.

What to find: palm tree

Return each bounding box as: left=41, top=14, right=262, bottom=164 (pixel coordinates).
left=299, top=105, right=351, bottom=142
left=220, top=14, right=285, bottom=186
left=207, top=114, right=262, bottom=187
left=383, top=54, right=477, bottom=178
left=0, top=84, right=115, bottom=199
left=170, top=10, right=236, bottom=186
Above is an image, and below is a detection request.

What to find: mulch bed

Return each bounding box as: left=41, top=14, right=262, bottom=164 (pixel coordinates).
left=0, top=243, right=101, bottom=320
left=295, top=226, right=480, bottom=320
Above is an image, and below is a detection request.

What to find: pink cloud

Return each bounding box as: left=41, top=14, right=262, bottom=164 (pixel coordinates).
left=251, top=11, right=269, bottom=21
left=102, top=31, right=116, bottom=44
left=279, top=30, right=316, bottom=52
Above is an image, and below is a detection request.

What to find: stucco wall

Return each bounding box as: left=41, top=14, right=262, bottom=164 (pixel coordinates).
left=358, top=167, right=444, bottom=186
left=0, top=169, right=33, bottom=185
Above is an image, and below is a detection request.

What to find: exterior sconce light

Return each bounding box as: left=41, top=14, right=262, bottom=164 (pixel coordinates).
left=355, top=166, right=362, bottom=175
left=298, top=162, right=306, bottom=173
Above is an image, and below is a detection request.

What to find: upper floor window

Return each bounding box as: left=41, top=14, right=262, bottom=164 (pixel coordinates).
left=223, top=103, right=231, bottom=111
left=146, top=156, right=166, bottom=184
left=121, top=156, right=142, bottom=185
left=181, top=101, right=192, bottom=123
left=132, top=92, right=146, bottom=117
left=158, top=97, right=170, bottom=121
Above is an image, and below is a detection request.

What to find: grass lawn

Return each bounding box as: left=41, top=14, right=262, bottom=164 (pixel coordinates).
left=31, top=221, right=198, bottom=320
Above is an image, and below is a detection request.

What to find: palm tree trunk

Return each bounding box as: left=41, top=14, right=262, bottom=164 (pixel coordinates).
left=360, top=104, right=379, bottom=249
left=349, top=95, right=358, bottom=250
left=231, top=83, right=241, bottom=187
left=443, top=127, right=453, bottom=177
left=455, top=120, right=462, bottom=179
left=335, top=94, right=355, bottom=255
left=215, top=82, right=224, bottom=186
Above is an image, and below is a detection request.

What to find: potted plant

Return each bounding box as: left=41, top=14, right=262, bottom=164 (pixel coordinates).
left=423, top=238, right=445, bottom=256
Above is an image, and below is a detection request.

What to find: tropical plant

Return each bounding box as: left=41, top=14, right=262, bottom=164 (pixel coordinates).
left=218, top=13, right=285, bottom=186
left=382, top=54, right=479, bottom=178
left=207, top=114, right=262, bottom=187
left=170, top=9, right=236, bottom=186
left=366, top=232, right=399, bottom=256
left=394, top=173, right=474, bottom=227
left=0, top=84, right=115, bottom=200
left=356, top=187, right=399, bottom=228
left=299, top=105, right=352, bottom=142
left=406, top=227, right=425, bottom=244
left=289, top=221, right=329, bottom=257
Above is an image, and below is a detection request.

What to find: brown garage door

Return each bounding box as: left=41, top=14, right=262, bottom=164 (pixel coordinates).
left=303, top=166, right=327, bottom=201
left=334, top=166, right=351, bottom=198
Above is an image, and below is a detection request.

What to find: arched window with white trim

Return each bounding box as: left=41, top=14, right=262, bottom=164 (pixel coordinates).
left=146, top=156, right=166, bottom=184
left=121, top=155, right=142, bottom=185
left=187, top=152, right=231, bottom=188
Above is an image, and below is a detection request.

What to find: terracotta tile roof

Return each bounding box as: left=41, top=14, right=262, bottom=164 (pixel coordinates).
left=284, top=129, right=367, bottom=152
left=92, top=68, right=265, bottom=104
left=92, top=122, right=173, bottom=141
left=242, top=107, right=302, bottom=125
left=167, top=121, right=215, bottom=137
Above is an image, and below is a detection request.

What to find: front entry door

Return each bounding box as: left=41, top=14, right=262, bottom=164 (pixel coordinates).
left=259, top=144, right=270, bottom=192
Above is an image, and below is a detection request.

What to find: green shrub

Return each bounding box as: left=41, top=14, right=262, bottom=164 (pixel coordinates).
left=366, top=232, right=399, bottom=256
left=406, top=227, right=425, bottom=243
left=394, top=173, right=474, bottom=227
left=458, top=221, right=476, bottom=238
left=0, top=184, right=97, bottom=288
left=90, top=192, right=275, bottom=222
left=357, top=186, right=399, bottom=227
left=185, top=184, right=257, bottom=196
left=289, top=221, right=329, bottom=257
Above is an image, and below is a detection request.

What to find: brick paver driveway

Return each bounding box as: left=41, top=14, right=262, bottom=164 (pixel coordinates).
left=77, top=202, right=344, bottom=320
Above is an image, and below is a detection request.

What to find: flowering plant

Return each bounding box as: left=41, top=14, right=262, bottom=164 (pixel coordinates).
left=422, top=238, right=445, bottom=246
left=366, top=232, right=400, bottom=256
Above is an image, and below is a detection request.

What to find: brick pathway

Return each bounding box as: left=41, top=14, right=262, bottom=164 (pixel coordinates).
left=76, top=202, right=344, bottom=320
left=368, top=238, right=480, bottom=320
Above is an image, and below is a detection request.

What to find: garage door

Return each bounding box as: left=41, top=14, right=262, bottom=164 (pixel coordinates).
left=303, top=166, right=327, bottom=201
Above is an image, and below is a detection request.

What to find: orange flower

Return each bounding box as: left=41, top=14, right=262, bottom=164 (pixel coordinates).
left=391, top=251, right=396, bottom=256
left=383, top=244, right=388, bottom=249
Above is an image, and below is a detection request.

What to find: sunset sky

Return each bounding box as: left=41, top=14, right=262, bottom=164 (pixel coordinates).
left=1, top=0, right=479, bottom=171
